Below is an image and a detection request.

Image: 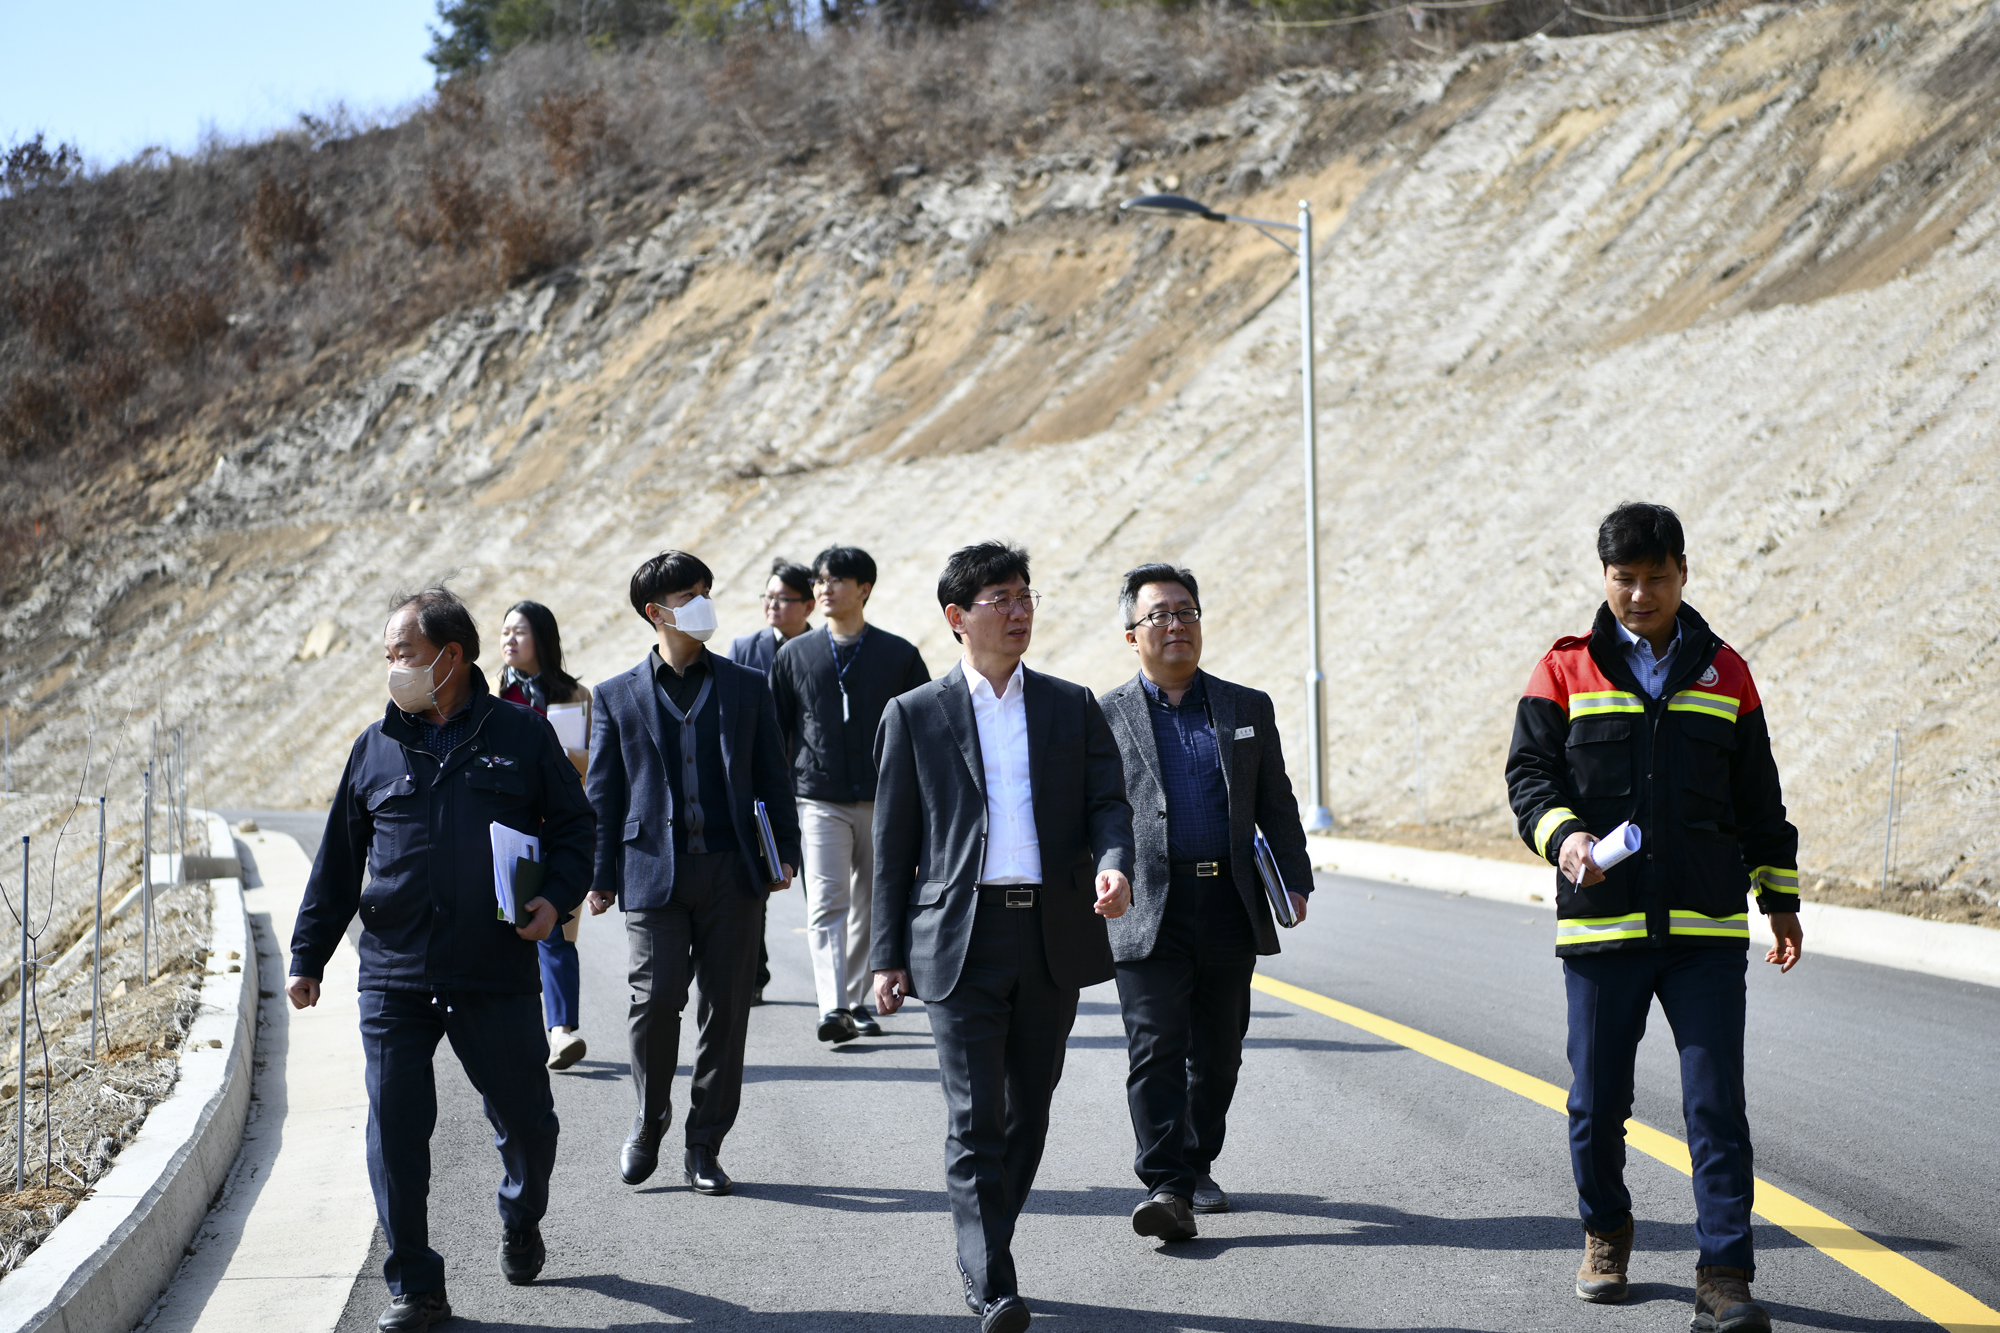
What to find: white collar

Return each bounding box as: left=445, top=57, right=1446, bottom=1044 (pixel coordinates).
left=964, top=659, right=1025, bottom=702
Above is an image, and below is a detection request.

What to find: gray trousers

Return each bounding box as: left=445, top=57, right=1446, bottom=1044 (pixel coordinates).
left=799, top=798, right=875, bottom=1013
left=625, top=850, right=761, bottom=1151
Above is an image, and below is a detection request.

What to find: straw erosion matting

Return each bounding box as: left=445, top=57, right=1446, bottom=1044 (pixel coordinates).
left=0, top=793, right=217, bottom=1274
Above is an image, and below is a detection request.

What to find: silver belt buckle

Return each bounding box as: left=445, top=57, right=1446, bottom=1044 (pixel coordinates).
left=1005, top=887, right=1036, bottom=909
left=1195, top=861, right=1220, bottom=877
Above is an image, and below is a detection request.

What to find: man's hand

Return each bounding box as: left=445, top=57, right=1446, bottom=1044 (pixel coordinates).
left=286, top=976, right=320, bottom=1009
left=1094, top=870, right=1131, bottom=919
left=1288, top=891, right=1309, bottom=924
left=874, top=968, right=911, bottom=1016
left=1765, top=912, right=1803, bottom=973
left=768, top=862, right=794, bottom=893
left=1559, top=831, right=1605, bottom=888
left=587, top=890, right=616, bottom=915
left=515, top=897, right=558, bottom=942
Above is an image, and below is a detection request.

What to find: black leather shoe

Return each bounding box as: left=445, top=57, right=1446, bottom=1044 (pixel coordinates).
left=818, top=1009, right=859, bottom=1043
left=685, top=1145, right=733, bottom=1195
left=499, top=1225, right=544, bottom=1284
left=980, top=1294, right=1031, bottom=1333
left=1131, top=1191, right=1198, bottom=1242
left=958, top=1258, right=981, bottom=1313
left=377, top=1289, right=451, bottom=1331
left=621, top=1118, right=664, bottom=1185
left=849, top=1005, right=883, bottom=1037
left=1191, top=1173, right=1230, bottom=1214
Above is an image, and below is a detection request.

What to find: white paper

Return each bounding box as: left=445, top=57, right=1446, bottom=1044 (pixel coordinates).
left=1590, top=821, right=1642, bottom=871
left=490, top=823, right=541, bottom=922
left=546, top=704, right=587, bottom=752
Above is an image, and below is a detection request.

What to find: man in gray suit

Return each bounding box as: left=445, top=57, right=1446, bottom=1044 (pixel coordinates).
left=871, top=540, right=1134, bottom=1333
left=1099, top=563, right=1314, bottom=1243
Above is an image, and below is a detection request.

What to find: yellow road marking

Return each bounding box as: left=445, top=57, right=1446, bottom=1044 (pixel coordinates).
left=1250, top=973, right=2000, bottom=1333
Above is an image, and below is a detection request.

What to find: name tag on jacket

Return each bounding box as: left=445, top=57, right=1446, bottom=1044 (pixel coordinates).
left=1234, top=726, right=1255, bottom=740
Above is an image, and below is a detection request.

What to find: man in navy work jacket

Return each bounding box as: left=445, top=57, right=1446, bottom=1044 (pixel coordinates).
left=585, top=549, right=802, bottom=1198
left=1505, top=502, right=1802, bottom=1333
left=289, top=585, right=593, bottom=1333
left=1098, top=563, right=1314, bottom=1244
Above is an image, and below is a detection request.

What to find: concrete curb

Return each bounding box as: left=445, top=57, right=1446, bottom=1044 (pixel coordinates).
left=1308, top=835, right=2000, bottom=990
left=0, top=810, right=256, bottom=1333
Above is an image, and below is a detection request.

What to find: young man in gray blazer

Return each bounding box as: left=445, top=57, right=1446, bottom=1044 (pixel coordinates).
left=871, top=541, right=1134, bottom=1333
left=1098, top=563, right=1314, bottom=1242
left=585, top=550, right=801, bottom=1197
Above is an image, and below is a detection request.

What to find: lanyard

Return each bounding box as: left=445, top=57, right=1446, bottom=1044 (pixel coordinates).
left=831, top=626, right=867, bottom=723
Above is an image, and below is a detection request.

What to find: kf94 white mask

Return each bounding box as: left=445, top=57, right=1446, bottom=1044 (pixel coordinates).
left=388, top=648, right=457, bottom=714
left=656, top=595, right=719, bottom=642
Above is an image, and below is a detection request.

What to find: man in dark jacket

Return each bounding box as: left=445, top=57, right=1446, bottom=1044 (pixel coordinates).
left=1505, top=502, right=1802, bottom=1333
left=1098, top=563, right=1313, bottom=1243
left=871, top=541, right=1132, bottom=1333
left=585, top=550, right=802, bottom=1198
left=770, top=545, right=930, bottom=1044
left=289, top=585, right=593, bottom=1333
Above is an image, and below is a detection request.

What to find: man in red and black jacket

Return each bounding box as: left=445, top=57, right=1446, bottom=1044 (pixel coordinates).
left=1505, top=502, right=1803, bottom=1333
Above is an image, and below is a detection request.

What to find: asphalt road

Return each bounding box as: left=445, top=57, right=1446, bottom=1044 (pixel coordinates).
left=257, top=848, right=1998, bottom=1333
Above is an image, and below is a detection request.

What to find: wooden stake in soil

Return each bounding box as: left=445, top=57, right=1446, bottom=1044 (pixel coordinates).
left=17, top=835, right=27, bottom=1193
left=1881, top=727, right=1900, bottom=892
left=91, top=797, right=105, bottom=1061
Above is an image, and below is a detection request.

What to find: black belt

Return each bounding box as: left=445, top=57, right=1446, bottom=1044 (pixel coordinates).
left=1170, top=861, right=1228, bottom=878
left=976, top=884, right=1040, bottom=908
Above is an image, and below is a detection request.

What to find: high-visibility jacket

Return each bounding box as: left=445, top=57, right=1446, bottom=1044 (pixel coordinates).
left=1504, top=602, right=1800, bottom=956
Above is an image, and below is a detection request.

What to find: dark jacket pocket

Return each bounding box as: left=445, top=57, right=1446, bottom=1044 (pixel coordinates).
left=623, top=816, right=644, bottom=843
left=1678, top=713, right=1736, bottom=824
left=1566, top=716, right=1634, bottom=799
left=910, top=878, right=948, bottom=908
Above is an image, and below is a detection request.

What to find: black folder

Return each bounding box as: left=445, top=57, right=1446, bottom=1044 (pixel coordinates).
left=753, top=799, right=784, bottom=885
left=1253, top=832, right=1299, bottom=928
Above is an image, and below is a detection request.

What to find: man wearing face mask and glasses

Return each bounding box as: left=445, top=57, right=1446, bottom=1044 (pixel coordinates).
left=584, top=550, right=803, bottom=1196
left=288, top=585, right=595, bottom=1331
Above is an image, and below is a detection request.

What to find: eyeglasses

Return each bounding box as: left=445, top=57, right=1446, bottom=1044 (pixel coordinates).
left=1130, top=608, right=1202, bottom=629
left=970, top=590, right=1041, bottom=614
left=810, top=575, right=846, bottom=589
left=762, top=595, right=809, bottom=606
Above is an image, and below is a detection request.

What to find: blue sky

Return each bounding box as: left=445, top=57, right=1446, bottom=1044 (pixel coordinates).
left=2, top=0, right=441, bottom=167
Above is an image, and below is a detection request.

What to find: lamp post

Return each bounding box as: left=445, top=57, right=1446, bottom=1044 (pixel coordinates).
left=1119, top=192, right=1334, bottom=833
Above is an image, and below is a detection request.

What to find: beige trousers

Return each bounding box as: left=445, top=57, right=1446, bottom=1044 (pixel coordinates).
left=799, top=798, right=875, bottom=1013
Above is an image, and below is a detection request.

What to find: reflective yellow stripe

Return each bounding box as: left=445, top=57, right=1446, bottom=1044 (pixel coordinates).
left=1569, top=690, right=1644, bottom=720
left=1556, top=914, right=1649, bottom=944
left=1753, top=865, right=1799, bottom=895
left=1667, top=689, right=1741, bottom=722
left=1533, top=806, right=1580, bottom=860
left=1668, top=912, right=1749, bottom=938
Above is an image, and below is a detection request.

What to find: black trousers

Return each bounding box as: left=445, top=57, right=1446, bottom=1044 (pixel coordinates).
left=1113, top=869, right=1257, bottom=1199
left=626, top=850, right=762, bottom=1151
left=359, top=988, right=558, bottom=1297
left=925, top=892, right=1078, bottom=1304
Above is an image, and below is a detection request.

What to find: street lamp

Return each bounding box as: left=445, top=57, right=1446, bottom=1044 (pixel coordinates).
left=1120, top=192, right=1334, bottom=833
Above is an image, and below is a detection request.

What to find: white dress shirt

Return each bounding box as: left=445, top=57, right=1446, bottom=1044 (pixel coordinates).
left=966, top=660, right=1041, bottom=884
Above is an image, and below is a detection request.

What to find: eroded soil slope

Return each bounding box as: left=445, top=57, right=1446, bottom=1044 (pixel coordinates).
left=7, top=0, right=2000, bottom=906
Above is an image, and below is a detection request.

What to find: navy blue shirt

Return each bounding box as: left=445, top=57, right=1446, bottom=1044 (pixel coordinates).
left=653, top=650, right=739, bottom=857
left=1142, top=672, right=1230, bottom=864
left=414, top=707, right=471, bottom=759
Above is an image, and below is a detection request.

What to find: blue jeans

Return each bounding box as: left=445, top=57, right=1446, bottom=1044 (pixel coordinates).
left=1564, top=946, right=1755, bottom=1272
left=538, top=935, right=581, bottom=1029
left=359, top=988, right=560, bottom=1296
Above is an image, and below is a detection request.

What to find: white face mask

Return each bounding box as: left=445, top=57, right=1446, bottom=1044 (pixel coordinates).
left=654, top=595, right=719, bottom=642
left=388, top=647, right=457, bottom=714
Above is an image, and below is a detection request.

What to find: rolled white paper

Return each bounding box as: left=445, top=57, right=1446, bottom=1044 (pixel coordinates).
left=1590, top=821, right=1642, bottom=871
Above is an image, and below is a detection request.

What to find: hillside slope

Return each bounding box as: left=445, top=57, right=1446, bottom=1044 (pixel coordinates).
left=7, top=0, right=2000, bottom=904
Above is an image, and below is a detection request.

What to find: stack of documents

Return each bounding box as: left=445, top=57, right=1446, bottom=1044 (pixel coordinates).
left=490, top=823, right=543, bottom=926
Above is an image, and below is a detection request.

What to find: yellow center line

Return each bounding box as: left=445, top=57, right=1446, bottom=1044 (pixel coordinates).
left=1250, top=973, right=2000, bottom=1333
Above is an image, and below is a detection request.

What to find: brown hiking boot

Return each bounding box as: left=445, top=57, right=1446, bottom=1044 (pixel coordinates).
left=1574, top=1215, right=1633, bottom=1303
left=1692, top=1266, right=1771, bottom=1332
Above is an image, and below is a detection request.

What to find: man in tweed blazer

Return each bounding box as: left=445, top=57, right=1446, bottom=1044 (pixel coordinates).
left=1098, top=563, right=1315, bottom=1243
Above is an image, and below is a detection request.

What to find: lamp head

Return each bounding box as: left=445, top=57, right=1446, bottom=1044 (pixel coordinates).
left=1119, top=193, right=1225, bottom=222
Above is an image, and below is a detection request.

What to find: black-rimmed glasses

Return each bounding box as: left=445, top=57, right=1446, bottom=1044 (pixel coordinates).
left=1130, top=608, right=1202, bottom=629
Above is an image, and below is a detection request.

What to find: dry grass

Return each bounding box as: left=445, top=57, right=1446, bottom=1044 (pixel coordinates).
left=0, top=0, right=1773, bottom=595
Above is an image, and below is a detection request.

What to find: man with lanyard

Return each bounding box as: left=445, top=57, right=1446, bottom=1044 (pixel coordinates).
left=1096, top=564, right=1313, bottom=1243
left=770, top=544, right=930, bottom=1043
left=1506, top=502, right=1803, bottom=1333
left=289, top=585, right=593, bottom=1331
